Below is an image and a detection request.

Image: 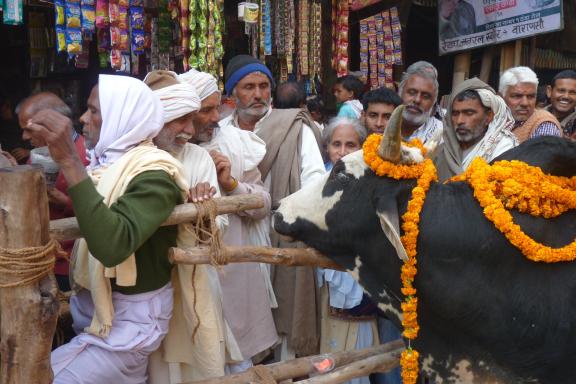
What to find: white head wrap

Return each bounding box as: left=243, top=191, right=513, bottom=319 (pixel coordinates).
left=91, top=75, right=164, bottom=169
left=178, top=69, right=220, bottom=101
left=143, top=71, right=201, bottom=123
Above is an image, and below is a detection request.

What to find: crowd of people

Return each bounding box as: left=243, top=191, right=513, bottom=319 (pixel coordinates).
left=0, top=57, right=575, bottom=384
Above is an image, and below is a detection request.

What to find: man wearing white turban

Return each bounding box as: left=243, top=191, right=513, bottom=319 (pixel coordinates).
left=25, top=74, right=188, bottom=383
left=143, top=70, right=242, bottom=382
left=179, top=68, right=279, bottom=374
left=435, top=77, right=518, bottom=182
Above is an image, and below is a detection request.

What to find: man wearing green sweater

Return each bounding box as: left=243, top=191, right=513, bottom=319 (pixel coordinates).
left=24, top=75, right=189, bottom=383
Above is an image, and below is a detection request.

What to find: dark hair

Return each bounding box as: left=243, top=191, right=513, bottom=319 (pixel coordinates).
left=551, top=70, right=576, bottom=88
left=361, top=87, right=402, bottom=111
left=335, top=75, right=365, bottom=99
left=274, top=81, right=306, bottom=109
left=454, top=89, right=490, bottom=113
left=536, top=85, right=548, bottom=106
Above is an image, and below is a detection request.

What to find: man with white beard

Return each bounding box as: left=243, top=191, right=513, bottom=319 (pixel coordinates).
left=397, top=61, right=444, bottom=145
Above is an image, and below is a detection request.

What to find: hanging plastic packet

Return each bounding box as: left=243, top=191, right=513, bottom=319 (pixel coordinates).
left=66, top=1, right=82, bottom=28
left=129, top=0, right=142, bottom=6
left=55, top=0, right=66, bottom=25
left=118, top=0, right=128, bottom=7
left=96, top=25, right=110, bottom=52
left=118, top=29, right=129, bottom=51
left=81, top=5, right=96, bottom=34
left=130, top=6, right=144, bottom=29
left=110, top=49, right=122, bottom=69
left=132, top=29, right=145, bottom=54
left=3, top=0, right=23, bottom=25
left=56, top=26, right=67, bottom=52
left=66, top=28, right=83, bottom=54
left=95, top=0, right=109, bottom=28
left=98, top=52, right=109, bottom=68
left=117, top=6, right=128, bottom=29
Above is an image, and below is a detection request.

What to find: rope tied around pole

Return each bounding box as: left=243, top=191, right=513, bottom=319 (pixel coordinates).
left=193, top=199, right=226, bottom=266
left=0, top=238, right=58, bottom=288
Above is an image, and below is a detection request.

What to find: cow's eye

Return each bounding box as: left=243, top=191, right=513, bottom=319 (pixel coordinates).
left=336, top=172, right=350, bottom=184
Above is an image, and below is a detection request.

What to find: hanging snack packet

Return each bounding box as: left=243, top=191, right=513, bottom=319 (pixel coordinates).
left=81, top=5, right=96, bottom=34
left=56, top=26, right=67, bottom=52
left=119, top=29, right=129, bottom=51
left=130, top=6, right=144, bottom=30
left=129, top=0, right=142, bottom=6
left=3, top=0, right=23, bottom=25
left=97, top=27, right=110, bottom=52
left=66, top=1, right=81, bottom=28
left=110, top=49, right=122, bottom=69
left=66, top=28, right=83, bottom=54
left=95, top=0, right=109, bottom=27
left=132, top=30, right=145, bottom=54
left=117, top=6, right=128, bottom=29
left=55, top=0, right=65, bottom=25
left=118, top=0, right=128, bottom=7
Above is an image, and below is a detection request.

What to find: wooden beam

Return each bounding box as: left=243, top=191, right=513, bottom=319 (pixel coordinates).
left=0, top=165, right=59, bottom=384
left=169, top=246, right=344, bottom=271
left=297, top=350, right=401, bottom=384
left=49, top=194, right=265, bottom=241
left=188, top=340, right=405, bottom=384
left=452, top=52, right=471, bottom=88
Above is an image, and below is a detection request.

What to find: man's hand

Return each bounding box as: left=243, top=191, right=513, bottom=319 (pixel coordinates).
left=1, top=151, right=18, bottom=166
left=10, top=147, right=30, bottom=162
left=209, top=150, right=237, bottom=192
left=47, top=187, right=71, bottom=207
left=188, top=182, right=217, bottom=203
left=25, top=110, right=88, bottom=187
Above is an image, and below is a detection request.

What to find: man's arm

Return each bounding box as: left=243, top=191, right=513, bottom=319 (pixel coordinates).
left=69, top=170, right=181, bottom=267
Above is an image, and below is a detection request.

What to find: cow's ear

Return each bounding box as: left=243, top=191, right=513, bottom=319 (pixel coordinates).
left=375, top=198, right=409, bottom=262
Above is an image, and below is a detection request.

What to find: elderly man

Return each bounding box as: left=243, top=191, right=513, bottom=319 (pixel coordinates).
left=499, top=66, right=562, bottom=143
left=398, top=61, right=444, bottom=144
left=435, top=78, right=518, bottom=182
left=142, top=70, right=236, bottom=382
left=545, top=69, right=576, bottom=138
left=179, top=68, right=278, bottom=373
left=361, top=87, right=403, bottom=135
left=274, top=81, right=307, bottom=109
left=222, top=54, right=325, bottom=360
left=25, top=75, right=188, bottom=383
left=16, top=92, right=89, bottom=291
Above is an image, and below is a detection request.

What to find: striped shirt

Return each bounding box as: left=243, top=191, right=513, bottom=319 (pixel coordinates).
left=513, top=120, right=562, bottom=139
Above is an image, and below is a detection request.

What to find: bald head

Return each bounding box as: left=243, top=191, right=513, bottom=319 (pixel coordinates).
left=274, top=81, right=306, bottom=109
left=17, top=92, right=72, bottom=147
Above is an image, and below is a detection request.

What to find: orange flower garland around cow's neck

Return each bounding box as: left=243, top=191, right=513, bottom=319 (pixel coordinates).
left=363, top=134, right=576, bottom=384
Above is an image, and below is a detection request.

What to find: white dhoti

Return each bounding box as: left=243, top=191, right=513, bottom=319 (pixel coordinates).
left=51, top=283, right=173, bottom=384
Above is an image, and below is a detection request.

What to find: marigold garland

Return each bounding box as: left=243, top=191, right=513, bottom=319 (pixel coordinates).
left=363, top=134, right=437, bottom=384
left=453, top=158, right=576, bottom=263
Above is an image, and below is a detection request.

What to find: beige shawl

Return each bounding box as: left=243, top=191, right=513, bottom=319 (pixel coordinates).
left=72, top=141, right=188, bottom=338
left=256, top=108, right=323, bottom=356
left=512, top=109, right=562, bottom=144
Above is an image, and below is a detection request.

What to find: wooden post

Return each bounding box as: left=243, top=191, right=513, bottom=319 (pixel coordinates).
left=479, top=47, right=494, bottom=83
left=452, top=52, right=471, bottom=89
left=514, top=39, right=523, bottom=66
left=0, top=165, right=59, bottom=384
left=499, top=42, right=516, bottom=76
left=190, top=340, right=405, bottom=384
left=49, top=194, right=265, bottom=241
left=169, top=245, right=344, bottom=271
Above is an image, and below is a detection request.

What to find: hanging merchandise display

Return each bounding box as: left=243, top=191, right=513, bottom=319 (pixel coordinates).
left=298, top=0, right=308, bottom=76
left=332, top=0, right=349, bottom=78
left=188, top=0, right=224, bottom=83
left=359, top=7, right=403, bottom=90
left=3, top=0, right=23, bottom=25
left=308, top=1, right=322, bottom=93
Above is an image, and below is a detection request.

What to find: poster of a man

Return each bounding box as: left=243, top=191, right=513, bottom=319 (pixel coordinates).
left=439, top=0, right=477, bottom=40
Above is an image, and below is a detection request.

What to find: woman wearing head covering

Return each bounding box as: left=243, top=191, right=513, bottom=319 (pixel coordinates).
left=27, top=74, right=189, bottom=383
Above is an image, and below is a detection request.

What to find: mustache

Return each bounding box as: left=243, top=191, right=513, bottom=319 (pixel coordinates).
left=405, top=105, right=425, bottom=114
left=176, top=133, right=193, bottom=141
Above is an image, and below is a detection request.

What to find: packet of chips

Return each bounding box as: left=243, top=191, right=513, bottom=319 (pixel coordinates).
left=95, top=0, right=109, bottom=27
left=110, top=49, right=122, bottom=69
left=56, top=26, right=67, bottom=52
left=65, top=1, right=81, bottom=28
left=132, top=29, right=145, bottom=54
left=81, top=5, right=96, bottom=33
left=55, top=0, right=65, bottom=25
left=97, top=27, right=110, bottom=52
left=66, top=28, right=82, bottom=54
left=130, top=6, right=143, bottom=30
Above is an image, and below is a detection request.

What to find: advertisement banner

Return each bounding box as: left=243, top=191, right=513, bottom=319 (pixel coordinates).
left=438, top=0, right=563, bottom=55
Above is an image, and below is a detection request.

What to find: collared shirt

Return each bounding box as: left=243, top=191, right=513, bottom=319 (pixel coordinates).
left=513, top=120, right=562, bottom=139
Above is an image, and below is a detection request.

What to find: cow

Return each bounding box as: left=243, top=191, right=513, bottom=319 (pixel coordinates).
left=273, top=106, right=576, bottom=384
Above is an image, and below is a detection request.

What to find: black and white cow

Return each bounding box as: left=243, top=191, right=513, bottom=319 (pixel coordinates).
left=274, top=107, right=576, bottom=384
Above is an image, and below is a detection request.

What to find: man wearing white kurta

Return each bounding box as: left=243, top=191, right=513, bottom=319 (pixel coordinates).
left=143, top=70, right=242, bottom=382
left=222, top=55, right=325, bottom=360
left=180, top=68, right=279, bottom=373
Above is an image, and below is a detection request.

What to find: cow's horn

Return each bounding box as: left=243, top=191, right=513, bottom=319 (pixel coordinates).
left=377, top=105, right=403, bottom=163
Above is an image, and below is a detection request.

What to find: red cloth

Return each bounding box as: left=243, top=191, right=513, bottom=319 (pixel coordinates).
left=51, top=136, right=89, bottom=276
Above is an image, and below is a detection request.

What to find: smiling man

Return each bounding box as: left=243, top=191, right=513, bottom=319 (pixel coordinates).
left=435, top=78, right=517, bottom=182
left=499, top=66, right=562, bottom=143
left=545, top=69, right=576, bottom=138
left=361, top=87, right=402, bottom=135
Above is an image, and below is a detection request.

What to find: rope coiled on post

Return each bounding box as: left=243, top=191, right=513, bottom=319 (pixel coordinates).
left=0, top=238, right=57, bottom=288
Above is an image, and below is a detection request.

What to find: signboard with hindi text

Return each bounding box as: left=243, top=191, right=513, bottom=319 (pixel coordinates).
left=438, top=0, right=563, bottom=55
